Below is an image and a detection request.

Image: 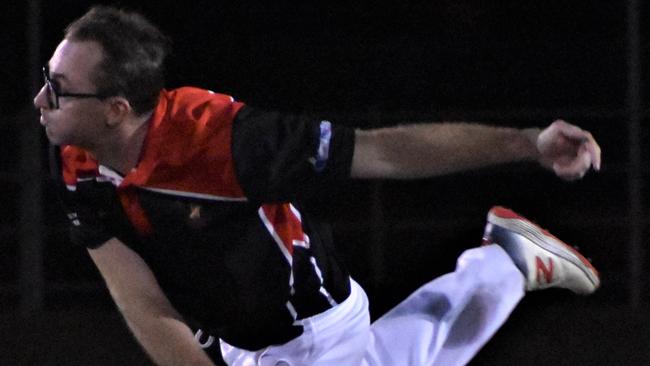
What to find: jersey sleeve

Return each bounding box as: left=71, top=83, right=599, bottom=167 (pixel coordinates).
left=61, top=182, right=117, bottom=249
left=231, top=106, right=356, bottom=203
left=56, top=146, right=129, bottom=249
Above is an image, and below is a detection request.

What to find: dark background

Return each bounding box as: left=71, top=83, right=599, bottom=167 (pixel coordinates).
left=1, top=1, right=649, bottom=365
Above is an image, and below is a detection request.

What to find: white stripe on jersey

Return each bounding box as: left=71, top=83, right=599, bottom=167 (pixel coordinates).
left=141, top=187, right=248, bottom=202
left=257, top=207, right=293, bottom=264
left=310, top=256, right=338, bottom=307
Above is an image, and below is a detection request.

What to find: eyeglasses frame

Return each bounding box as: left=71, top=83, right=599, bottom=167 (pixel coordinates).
left=42, top=65, right=109, bottom=109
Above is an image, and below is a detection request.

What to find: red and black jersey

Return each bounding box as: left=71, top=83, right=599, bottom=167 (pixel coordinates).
left=57, top=87, right=356, bottom=350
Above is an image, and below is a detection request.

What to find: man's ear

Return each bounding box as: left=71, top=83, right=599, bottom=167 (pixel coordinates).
left=105, top=96, right=132, bottom=128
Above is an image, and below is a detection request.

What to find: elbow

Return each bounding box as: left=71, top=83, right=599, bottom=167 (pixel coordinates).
left=351, top=129, right=400, bottom=178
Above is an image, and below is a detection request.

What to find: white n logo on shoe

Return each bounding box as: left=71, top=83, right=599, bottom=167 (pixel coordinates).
left=536, top=256, right=554, bottom=284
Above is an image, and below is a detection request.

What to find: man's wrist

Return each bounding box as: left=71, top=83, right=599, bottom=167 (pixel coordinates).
left=521, top=127, right=542, bottom=161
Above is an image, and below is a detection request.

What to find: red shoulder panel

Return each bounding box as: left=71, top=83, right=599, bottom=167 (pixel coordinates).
left=122, top=88, right=247, bottom=199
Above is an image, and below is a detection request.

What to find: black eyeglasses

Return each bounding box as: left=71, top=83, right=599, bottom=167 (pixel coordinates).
left=42, top=65, right=109, bottom=109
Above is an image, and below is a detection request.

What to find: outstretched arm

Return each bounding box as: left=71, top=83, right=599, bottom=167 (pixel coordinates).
left=351, top=119, right=600, bottom=180
left=88, top=238, right=215, bottom=366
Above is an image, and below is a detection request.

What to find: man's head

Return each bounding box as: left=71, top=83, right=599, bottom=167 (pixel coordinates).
left=63, top=6, right=170, bottom=115
left=34, top=6, right=169, bottom=146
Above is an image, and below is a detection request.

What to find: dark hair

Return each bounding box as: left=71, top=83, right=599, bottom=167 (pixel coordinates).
left=65, top=6, right=171, bottom=115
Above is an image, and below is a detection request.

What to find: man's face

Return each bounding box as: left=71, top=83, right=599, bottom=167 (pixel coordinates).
left=34, top=39, right=109, bottom=147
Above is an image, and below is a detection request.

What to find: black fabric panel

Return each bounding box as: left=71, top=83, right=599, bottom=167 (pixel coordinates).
left=231, top=105, right=355, bottom=204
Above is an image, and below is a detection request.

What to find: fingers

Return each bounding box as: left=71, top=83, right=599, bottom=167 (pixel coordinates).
left=549, top=119, right=602, bottom=176
left=553, top=144, right=596, bottom=181
left=583, top=133, right=601, bottom=171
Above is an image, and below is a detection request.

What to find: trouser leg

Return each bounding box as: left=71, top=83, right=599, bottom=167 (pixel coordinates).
left=363, top=244, right=525, bottom=366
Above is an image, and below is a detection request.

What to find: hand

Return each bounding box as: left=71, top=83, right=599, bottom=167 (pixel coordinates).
left=536, top=120, right=601, bottom=181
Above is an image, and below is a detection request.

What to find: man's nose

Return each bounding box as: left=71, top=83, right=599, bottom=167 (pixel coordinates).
left=33, top=85, right=49, bottom=109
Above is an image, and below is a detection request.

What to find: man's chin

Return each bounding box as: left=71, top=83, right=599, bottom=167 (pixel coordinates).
left=44, top=129, right=65, bottom=146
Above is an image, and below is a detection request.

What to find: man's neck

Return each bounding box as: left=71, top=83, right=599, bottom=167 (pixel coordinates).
left=92, top=111, right=153, bottom=175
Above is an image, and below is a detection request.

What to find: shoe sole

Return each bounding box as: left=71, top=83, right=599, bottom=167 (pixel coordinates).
left=488, top=209, right=600, bottom=292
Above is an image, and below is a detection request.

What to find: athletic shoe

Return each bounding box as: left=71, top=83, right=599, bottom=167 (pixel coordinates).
left=482, top=206, right=600, bottom=295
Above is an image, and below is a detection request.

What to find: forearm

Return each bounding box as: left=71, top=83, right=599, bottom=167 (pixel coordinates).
left=119, top=299, right=215, bottom=366
left=87, top=240, right=215, bottom=366
left=351, top=122, right=541, bottom=179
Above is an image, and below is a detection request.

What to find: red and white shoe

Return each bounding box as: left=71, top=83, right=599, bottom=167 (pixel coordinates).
left=483, top=206, right=600, bottom=295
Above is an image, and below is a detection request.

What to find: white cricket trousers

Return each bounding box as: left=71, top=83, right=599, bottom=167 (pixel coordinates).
left=220, top=244, right=525, bottom=366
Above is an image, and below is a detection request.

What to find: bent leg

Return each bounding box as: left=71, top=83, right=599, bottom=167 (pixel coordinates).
left=363, top=244, right=524, bottom=366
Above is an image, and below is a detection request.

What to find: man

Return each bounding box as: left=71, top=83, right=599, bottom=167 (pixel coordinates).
left=35, top=6, right=601, bottom=366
